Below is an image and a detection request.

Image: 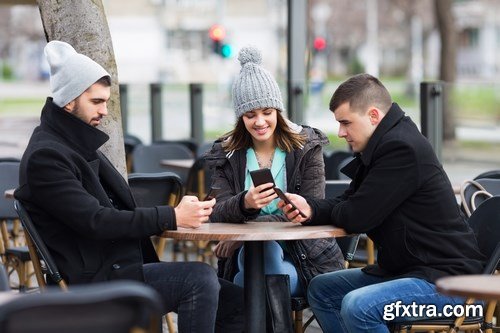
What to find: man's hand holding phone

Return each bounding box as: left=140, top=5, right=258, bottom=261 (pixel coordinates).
left=277, top=192, right=311, bottom=223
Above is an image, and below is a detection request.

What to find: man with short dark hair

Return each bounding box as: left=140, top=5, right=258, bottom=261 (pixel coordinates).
left=15, top=40, right=243, bottom=333
left=280, top=74, right=484, bottom=332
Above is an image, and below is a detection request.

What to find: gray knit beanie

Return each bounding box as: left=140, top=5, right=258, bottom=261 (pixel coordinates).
left=44, top=41, right=110, bottom=107
left=232, top=46, right=284, bottom=118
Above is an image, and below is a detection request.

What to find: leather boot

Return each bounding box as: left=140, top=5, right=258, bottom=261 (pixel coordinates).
left=265, top=274, right=294, bottom=333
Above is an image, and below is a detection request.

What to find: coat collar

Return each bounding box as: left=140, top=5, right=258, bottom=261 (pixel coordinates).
left=40, top=97, right=109, bottom=160
left=359, top=102, right=405, bottom=166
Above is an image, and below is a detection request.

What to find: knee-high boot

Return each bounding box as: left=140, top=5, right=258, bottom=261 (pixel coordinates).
left=265, top=274, right=294, bottom=333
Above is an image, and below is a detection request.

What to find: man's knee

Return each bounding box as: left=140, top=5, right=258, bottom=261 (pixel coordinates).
left=341, top=291, right=364, bottom=320
left=307, top=274, right=330, bottom=304
left=190, top=262, right=220, bottom=294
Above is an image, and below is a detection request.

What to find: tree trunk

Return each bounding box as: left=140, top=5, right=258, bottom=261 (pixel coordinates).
left=37, top=0, right=127, bottom=178
left=435, top=0, right=456, bottom=141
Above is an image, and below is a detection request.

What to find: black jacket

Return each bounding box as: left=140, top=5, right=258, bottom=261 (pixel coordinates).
left=205, top=124, right=345, bottom=289
left=307, top=103, right=485, bottom=282
left=15, top=98, right=176, bottom=284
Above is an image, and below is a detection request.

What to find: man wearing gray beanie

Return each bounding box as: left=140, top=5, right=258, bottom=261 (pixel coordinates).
left=16, top=40, right=244, bottom=332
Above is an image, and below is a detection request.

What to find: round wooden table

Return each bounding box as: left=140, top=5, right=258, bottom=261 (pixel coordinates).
left=162, top=222, right=347, bottom=333
left=436, top=275, right=500, bottom=301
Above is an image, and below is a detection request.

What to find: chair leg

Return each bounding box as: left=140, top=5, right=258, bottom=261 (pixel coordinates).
left=366, top=237, right=375, bottom=265
left=294, top=310, right=303, bottom=333
left=165, top=313, right=176, bottom=333
left=155, top=238, right=167, bottom=260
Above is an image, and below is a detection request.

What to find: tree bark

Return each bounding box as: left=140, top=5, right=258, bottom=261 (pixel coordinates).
left=435, top=0, right=456, bottom=141
left=37, top=0, right=127, bottom=177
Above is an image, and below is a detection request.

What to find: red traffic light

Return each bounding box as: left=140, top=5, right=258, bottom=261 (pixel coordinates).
left=313, top=37, right=326, bottom=51
left=209, top=24, right=226, bottom=42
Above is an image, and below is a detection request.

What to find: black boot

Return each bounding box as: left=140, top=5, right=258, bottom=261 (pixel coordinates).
left=265, top=274, right=294, bottom=333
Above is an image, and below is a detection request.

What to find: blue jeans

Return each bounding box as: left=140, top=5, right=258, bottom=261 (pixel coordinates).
left=307, top=268, right=466, bottom=333
left=233, top=240, right=302, bottom=296
left=143, top=262, right=244, bottom=333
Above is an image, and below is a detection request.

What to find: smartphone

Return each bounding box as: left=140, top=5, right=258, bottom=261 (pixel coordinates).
left=250, top=168, right=275, bottom=188
left=204, top=186, right=222, bottom=201
left=273, top=187, right=308, bottom=218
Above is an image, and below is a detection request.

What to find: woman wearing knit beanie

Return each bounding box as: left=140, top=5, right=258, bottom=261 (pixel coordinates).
left=205, top=46, right=345, bottom=329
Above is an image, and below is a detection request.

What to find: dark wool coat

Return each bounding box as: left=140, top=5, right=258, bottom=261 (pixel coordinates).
left=307, top=103, right=485, bottom=283
left=205, top=125, right=345, bottom=289
left=15, top=98, right=175, bottom=284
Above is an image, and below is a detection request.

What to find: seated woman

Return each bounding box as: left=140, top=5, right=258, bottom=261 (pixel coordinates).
left=205, top=47, right=344, bottom=307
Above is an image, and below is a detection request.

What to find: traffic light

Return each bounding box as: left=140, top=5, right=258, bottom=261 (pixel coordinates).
left=209, top=24, right=225, bottom=42
left=313, top=36, right=327, bottom=53
left=208, top=24, right=232, bottom=58
left=220, top=43, right=232, bottom=58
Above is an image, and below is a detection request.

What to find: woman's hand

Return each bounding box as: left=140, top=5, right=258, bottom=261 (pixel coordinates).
left=243, top=183, right=277, bottom=210
left=213, top=240, right=243, bottom=258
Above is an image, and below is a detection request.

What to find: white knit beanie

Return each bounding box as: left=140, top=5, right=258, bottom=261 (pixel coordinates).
left=44, top=41, right=110, bottom=107
left=232, top=46, right=284, bottom=118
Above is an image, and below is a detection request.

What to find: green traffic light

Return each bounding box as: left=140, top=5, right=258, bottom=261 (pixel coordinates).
left=220, top=44, right=232, bottom=58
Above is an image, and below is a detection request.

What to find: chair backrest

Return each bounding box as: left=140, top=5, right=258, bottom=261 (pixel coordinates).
left=13, top=200, right=67, bottom=290
left=128, top=172, right=183, bottom=207
left=185, top=156, right=214, bottom=200
left=325, top=180, right=350, bottom=198
left=324, top=150, right=352, bottom=180
left=0, top=280, right=163, bottom=333
left=460, top=178, right=500, bottom=217
left=474, top=169, right=500, bottom=180
left=124, top=133, right=143, bottom=155
left=155, top=139, right=198, bottom=155
left=0, top=162, right=20, bottom=220
left=466, top=196, right=500, bottom=272
left=196, top=141, right=214, bottom=158
left=132, top=143, right=194, bottom=185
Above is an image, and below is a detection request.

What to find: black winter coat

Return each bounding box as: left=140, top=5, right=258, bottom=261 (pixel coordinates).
left=15, top=98, right=176, bottom=284
left=205, top=124, right=345, bottom=289
left=307, top=103, right=485, bottom=283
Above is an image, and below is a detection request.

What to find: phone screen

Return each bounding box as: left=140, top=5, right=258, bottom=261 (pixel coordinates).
left=250, top=168, right=275, bottom=187
left=274, top=187, right=307, bottom=218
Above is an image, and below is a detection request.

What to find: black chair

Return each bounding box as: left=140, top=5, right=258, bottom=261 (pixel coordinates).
left=393, top=196, right=500, bottom=333
left=124, top=133, right=143, bottom=173
left=460, top=178, right=500, bottom=218
left=128, top=172, right=183, bottom=259
left=324, top=150, right=353, bottom=180
left=0, top=161, right=32, bottom=291
left=155, top=139, right=198, bottom=156
left=196, top=141, right=214, bottom=158
left=0, top=280, right=163, bottom=333
left=474, top=169, right=500, bottom=180
left=132, top=143, right=194, bottom=186
left=185, top=156, right=214, bottom=200
left=13, top=200, right=67, bottom=291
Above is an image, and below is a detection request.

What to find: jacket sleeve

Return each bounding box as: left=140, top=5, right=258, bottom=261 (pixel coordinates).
left=296, top=145, right=326, bottom=200
left=209, top=164, right=260, bottom=223
left=25, top=147, right=174, bottom=240
left=309, top=139, right=419, bottom=233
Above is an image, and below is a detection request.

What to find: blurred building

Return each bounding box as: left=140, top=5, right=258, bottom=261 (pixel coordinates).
left=104, top=0, right=286, bottom=84
left=2, top=0, right=500, bottom=82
